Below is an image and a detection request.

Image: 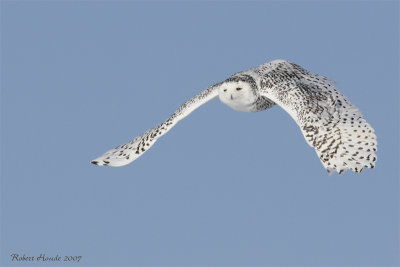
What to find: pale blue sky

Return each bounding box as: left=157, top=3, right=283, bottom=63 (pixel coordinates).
left=1, top=1, right=399, bottom=266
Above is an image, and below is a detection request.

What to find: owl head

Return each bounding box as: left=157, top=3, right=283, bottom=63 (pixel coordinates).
left=218, top=74, right=259, bottom=112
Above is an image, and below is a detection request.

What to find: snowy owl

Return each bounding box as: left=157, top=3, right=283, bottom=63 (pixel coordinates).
left=91, top=60, right=377, bottom=174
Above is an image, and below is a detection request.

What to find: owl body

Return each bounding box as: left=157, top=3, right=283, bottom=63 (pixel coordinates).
left=92, top=59, right=377, bottom=174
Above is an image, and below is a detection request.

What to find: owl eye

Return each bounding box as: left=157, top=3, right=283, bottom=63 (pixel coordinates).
left=236, top=87, right=242, bottom=91
left=223, top=89, right=227, bottom=92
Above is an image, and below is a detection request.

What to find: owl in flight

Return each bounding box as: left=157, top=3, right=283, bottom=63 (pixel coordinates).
left=92, top=60, right=377, bottom=174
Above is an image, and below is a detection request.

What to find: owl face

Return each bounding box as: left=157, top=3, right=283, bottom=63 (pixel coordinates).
left=218, top=80, right=258, bottom=112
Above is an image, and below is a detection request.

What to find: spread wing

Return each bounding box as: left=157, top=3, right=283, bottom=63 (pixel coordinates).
left=91, top=82, right=222, bottom=167
left=258, top=60, right=377, bottom=174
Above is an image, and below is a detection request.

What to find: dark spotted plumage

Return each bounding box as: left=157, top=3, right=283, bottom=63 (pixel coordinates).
left=91, top=59, right=377, bottom=174
left=91, top=82, right=222, bottom=167
left=253, top=60, right=377, bottom=174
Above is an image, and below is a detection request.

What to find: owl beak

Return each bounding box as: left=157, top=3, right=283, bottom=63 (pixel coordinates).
left=230, top=94, right=233, bottom=100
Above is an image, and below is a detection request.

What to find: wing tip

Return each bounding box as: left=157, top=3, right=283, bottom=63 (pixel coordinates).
left=91, top=159, right=110, bottom=166
left=324, top=160, right=376, bottom=175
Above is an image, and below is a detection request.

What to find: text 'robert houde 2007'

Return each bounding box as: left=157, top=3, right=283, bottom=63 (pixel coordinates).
left=10, top=253, right=82, bottom=263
